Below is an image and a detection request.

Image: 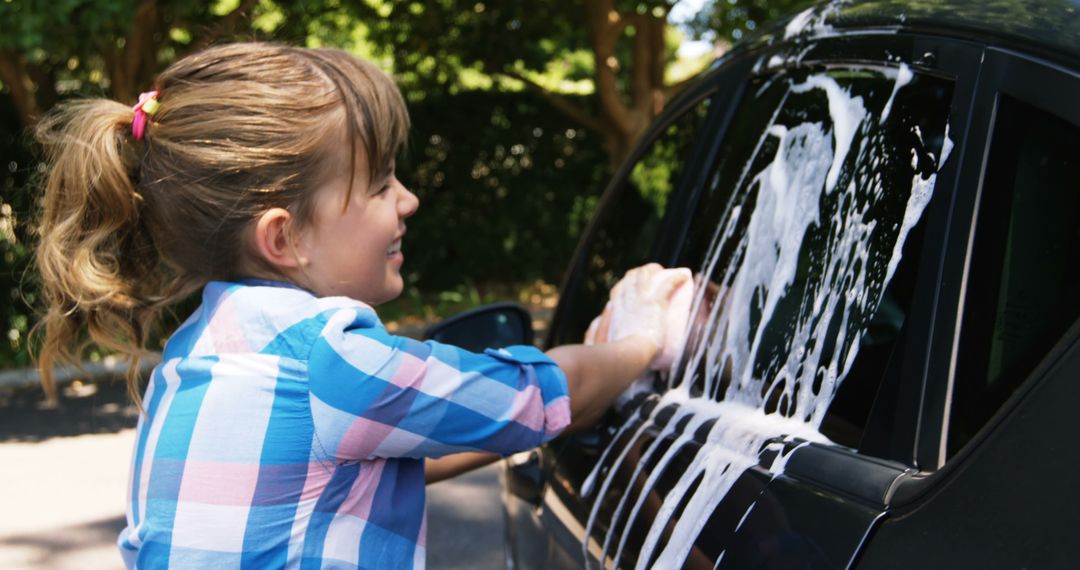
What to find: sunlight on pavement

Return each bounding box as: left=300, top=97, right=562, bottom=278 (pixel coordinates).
left=0, top=430, right=134, bottom=568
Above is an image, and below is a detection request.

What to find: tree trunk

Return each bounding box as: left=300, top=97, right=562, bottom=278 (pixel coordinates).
left=107, top=0, right=160, bottom=103
left=582, top=0, right=671, bottom=170
left=0, top=51, right=42, bottom=128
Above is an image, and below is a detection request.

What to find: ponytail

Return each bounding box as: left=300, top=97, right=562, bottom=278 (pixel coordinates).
left=33, top=99, right=180, bottom=406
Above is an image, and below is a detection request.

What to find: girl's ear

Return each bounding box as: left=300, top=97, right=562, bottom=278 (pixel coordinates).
left=252, top=208, right=306, bottom=270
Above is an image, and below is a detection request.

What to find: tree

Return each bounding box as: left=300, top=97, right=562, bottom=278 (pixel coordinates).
left=1, top=0, right=820, bottom=162
left=357, top=0, right=704, bottom=170
left=0, top=0, right=366, bottom=128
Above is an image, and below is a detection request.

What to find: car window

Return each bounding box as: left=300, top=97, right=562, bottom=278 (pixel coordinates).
left=550, top=96, right=713, bottom=347
left=670, top=65, right=954, bottom=451
left=947, top=96, right=1080, bottom=458
left=578, top=63, right=957, bottom=569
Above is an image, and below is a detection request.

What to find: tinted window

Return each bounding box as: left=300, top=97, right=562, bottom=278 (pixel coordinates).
left=948, top=96, right=1080, bottom=457
left=673, top=65, right=953, bottom=449
left=577, top=64, right=956, bottom=569
left=551, top=97, right=713, bottom=346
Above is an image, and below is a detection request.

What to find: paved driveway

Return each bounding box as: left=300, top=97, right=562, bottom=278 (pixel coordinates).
left=0, top=381, right=505, bottom=569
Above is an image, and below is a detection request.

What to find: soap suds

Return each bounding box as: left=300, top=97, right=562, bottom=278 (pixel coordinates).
left=734, top=503, right=755, bottom=532
left=784, top=8, right=817, bottom=39
left=880, top=63, right=913, bottom=122
left=790, top=75, right=867, bottom=193
left=783, top=1, right=842, bottom=40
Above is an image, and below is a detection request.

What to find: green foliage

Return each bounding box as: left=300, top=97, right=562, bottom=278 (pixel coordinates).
left=629, top=136, right=679, bottom=214
left=356, top=0, right=693, bottom=94
left=0, top=0, right=368, bottom=109
left=355, top=0, right=586, bottom=92
left=400, top=89, right=608, bottom=290
left=0, top=96, right=38, bottom=369
left=0, top=0, right=128, bottom=52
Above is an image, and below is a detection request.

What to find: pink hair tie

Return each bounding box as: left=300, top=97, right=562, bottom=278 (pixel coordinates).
left=132, top=90, right=160, bottom=141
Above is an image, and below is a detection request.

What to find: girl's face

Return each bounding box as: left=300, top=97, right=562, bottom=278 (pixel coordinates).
left=296, top=147, right=419, bottom=304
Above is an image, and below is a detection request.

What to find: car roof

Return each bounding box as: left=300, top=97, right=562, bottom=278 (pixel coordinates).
left=745, top=0, right=1080, bottom=69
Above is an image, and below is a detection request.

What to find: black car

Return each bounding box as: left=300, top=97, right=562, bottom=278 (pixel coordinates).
left=430, top=0, right=1080, bottom=567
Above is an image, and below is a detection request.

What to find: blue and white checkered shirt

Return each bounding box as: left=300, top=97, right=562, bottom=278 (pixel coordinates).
left=117, top=280, right=570, bottom=568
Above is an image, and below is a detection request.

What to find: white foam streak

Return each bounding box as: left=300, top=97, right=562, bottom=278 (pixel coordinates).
left=940, top=123, right=955, bottom=166
left=783, top=2, right=841, bottom=40
left=784, top=8, right=817, bottom=39
left=635, top=401, right=827, bottom=569
left=880, top=63, right=913, bottom=123
left=582, top=418, right=642, bottom=497
left=734, top=503, right=755, bottom=532
left=790, top=76, right=867, bottom=193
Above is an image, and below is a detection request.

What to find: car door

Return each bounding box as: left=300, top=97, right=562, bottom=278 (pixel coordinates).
left=505, top=30, right=983, bottom=570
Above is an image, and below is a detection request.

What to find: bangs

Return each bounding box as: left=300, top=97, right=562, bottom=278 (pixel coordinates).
left=301, top=49, right=409, bottom=186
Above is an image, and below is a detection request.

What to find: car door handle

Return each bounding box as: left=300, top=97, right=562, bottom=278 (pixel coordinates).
left=506, top=449, right=544, bottom=506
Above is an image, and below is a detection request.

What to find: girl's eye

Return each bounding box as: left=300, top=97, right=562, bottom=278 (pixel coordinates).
left=375, top=172, right=397, bottom=196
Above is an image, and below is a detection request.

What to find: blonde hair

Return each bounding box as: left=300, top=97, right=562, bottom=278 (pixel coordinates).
left=33, top=42, right=409, bottom=404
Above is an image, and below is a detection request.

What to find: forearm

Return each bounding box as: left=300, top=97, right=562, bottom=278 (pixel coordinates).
left=546, top=336, right=655, bottom=433
left=424, top=338, right=653, bottom=482
left=425, top=451, right=502, bottom=484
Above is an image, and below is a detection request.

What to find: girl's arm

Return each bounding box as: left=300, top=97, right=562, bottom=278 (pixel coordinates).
left=552, top=263, right=687, bottom=432
left=423, top=335, right=656, bottom=484
left=425, top=451, right=501, bottom=484
left=547, top=335, right=658, bottom=433
left=421, top=264, right=685, bottom=482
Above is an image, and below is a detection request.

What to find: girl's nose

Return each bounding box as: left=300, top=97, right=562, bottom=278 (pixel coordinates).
left=399, top=185, right=419, bottom=218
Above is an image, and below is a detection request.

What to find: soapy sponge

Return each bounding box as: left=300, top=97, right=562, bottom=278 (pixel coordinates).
left=650, top=268, right=694, bottom=370
left=585, top=267, right=694, bottom=407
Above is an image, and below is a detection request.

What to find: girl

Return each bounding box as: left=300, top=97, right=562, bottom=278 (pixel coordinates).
left=33, top=42, right=684, bottom=569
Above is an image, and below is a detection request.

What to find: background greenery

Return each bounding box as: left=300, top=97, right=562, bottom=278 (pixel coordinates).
left=0, top=0, right=813, bottom=369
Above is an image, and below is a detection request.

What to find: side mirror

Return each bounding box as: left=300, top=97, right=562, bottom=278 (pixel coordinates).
left=423, top=302, right=535, bottom=352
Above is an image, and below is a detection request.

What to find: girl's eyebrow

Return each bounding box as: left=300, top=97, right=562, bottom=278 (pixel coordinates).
left=369, top=168, right=394, bottom=194
left=374, top=161, right=396, bottom=184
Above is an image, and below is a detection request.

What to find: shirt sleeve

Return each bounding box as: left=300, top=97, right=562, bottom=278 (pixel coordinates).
left=306, top=307, right=571, bottom=461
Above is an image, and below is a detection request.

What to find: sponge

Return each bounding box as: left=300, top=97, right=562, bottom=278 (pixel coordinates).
left=650, top=268, right=693, bottom=371
left=585, top=267, right=695, bottom=408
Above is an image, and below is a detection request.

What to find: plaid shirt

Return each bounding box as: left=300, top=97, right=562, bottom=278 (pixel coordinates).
left=117, top=280, right=570, bottom=569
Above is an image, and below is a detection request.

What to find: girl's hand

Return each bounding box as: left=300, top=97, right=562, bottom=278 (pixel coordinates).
left=586, top=263, right=693, bottom=367
left=557, top=264, right=693, bottom=428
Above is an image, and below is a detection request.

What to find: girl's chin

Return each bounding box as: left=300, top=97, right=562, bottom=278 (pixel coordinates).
left=366, top=276, right=405, bottom=306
